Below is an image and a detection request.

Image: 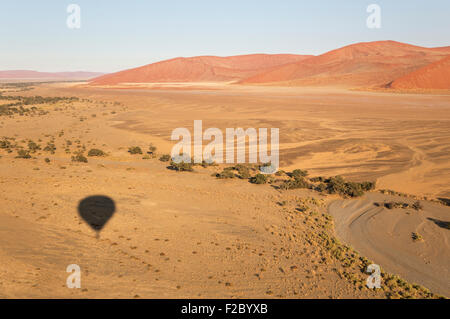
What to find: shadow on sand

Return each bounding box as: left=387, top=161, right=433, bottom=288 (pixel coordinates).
left=427, top=217, right=450, bottom=230
left=78, top=195, right=116, bottom=238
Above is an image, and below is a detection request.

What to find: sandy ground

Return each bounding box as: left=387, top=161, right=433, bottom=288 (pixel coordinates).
left=0, top=158, right=386, bottom=299
left=0, top=82, right=449, bottom=298
left=329, top=193, right=450, bottom=296
left=40, top=82, right=450, bottom=198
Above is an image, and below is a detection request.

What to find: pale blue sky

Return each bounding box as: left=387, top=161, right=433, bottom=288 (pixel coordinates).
left=1, top=0, right=449, bottom=72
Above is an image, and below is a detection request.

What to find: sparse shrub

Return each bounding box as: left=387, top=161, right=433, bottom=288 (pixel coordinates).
left=168, top=160, right=193, bottom=172
left=215, top=168, right=235, bottom=179
left=71, top=152, right=88, bottom=163
left=44, top=157, right=50, bottom=163
left=250, top=174, right=268, bottom=184
left=412, top=201, right=423, bottom=211
left=310, top=176, right=325, bottom=183
left=316, top=183, right=327, bottom=192
left=326, top=176, right=346, bottom=194
left=159, top=154, right=171, bottom=162
left=27, top=140, right=41, bottom=153
left=201, top=160, right=217, bottom=168
left=280, top=176, right=310, bottom=190
left=128, top=146, right=143, bottom=155
left=148, top=143, right=157, bottom=154
left=291, top=169, right=309, bottom=178
left=43, top=142, right=56, bottom=154
left=88, top=148, right=106, bottom=157
left=0, top=138, right=12, bottom=149
left=360, top=181, right=376, bottom=191
left=344, top=182, right=365, bottom=197
left=325, top=176, right=370, bottom=198
left=275, top=170, right=286, bottom=176
left=16, top=149, right=31, bottom=159
left=411, top=232, right=423, bottom=242
left=234, top=164, right=251, bottom=179
left=382, top=201, right=417, bottom=210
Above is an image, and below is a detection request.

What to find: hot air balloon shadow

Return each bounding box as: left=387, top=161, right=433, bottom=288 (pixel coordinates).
left=78, top=195, right=116, bottom=239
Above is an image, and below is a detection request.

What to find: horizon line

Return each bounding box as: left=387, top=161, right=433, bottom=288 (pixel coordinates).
left=2, top=39, right=450, bottom=74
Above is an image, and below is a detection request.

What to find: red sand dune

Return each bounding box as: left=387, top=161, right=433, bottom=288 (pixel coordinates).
left=0, top=70, right=104, bottom=80
left=390, top=55, right=450, bottom=90
left=89, top=54, right=312, bottom=85
left=240, top=41, right=450, bottom=87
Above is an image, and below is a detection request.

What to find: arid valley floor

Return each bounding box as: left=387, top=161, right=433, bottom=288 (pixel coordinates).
left=0, top=82, right=449, bottom=298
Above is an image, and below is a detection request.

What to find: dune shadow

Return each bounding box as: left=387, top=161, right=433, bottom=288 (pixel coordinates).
left=78, top=195, right=116, bottom=235
left=270, top=184, right=281, bottom=190
left=427, top=217, right=450, bottom=230
left=437, top=197, right=450, bottom=207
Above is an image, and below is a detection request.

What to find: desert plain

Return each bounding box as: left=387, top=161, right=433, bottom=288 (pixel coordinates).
left=0, top=79, right=448, bottom=299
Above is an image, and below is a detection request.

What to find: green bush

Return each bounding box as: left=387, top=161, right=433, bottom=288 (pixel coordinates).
left=280, top=176, right=310, bottom=190
left=148, top=143, right=157, bottom=154
left=325, top=176, right=346, bottom=194
left=88, top=148, right=106, bottom=157
left=201, top=160, right=218, bottom=168
left=291, top=169, right=309, bottom=178
left=382, top=201, right=414, bottom=210
left=16, top=149, right=31, bottom=159
left=215, top=168, right=235, bottom=179
left=234, top=164, right=251, bottom=179
left=71, top=152, right=88, bottom=163
left=128, top=146, right=143, bottom=155
left=159, top=154, right=171, bottom=162
left=360, top=181, right=376, bottom=191
left=28, top=140, right=41, bottom=153
left=168, top=160, right=193, bottom=172
left=250, top=174, right=268, bottom=184
left=325, top=176, right=365, bottom=197
left=0, top=138, right=12, bottom=149
left=43, top=142, right=56, bottom=154
left=316, top=183, right=327, bottom=192
left=44, top=157, right=50, bottom=163
left=344, top=182, right=365, bottom=197
left=412, top=232, right=423, bottom=242
left=275, top=170, right=286, bottom=176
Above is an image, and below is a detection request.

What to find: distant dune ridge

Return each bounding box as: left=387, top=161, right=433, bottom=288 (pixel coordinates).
left=89, top=54, right=312, bottom=85
left=389, top=55, right=450, bottom=90
left=89, top=41, right=450, bottom=89
left=240, top=41, right=450, bottom=88
left=0, top=70, right=104, bottom=80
